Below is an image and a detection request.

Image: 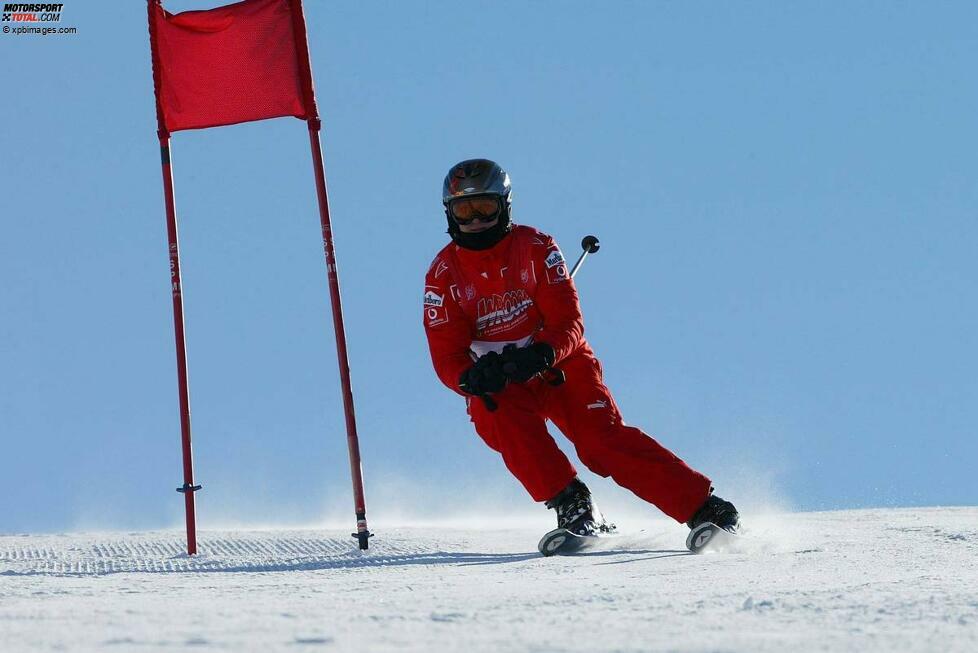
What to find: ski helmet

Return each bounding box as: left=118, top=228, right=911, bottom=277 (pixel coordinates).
left=442, top=159, right=513, bottom=250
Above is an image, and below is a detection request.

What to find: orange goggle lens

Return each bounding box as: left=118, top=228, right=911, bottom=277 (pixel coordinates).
left=449, top=196, right=501, bottom=224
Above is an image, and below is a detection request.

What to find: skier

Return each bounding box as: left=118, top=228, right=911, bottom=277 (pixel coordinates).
left=423, top=159, right=739, bottom=547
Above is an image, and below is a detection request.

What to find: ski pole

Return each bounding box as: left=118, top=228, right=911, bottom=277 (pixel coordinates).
left=569, top=235, right=600, bottom=279
left=540, top=235, right=601, bottom=387
left=484, top=235, right=603, bottom=409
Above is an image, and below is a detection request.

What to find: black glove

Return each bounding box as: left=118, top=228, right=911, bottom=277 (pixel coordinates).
left=459, top=351, right=507, bottom=396
left=500, top=343, right=556, bottom=383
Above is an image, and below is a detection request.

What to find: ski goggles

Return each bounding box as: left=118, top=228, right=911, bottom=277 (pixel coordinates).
left=447, top=196, right=502, bottom=225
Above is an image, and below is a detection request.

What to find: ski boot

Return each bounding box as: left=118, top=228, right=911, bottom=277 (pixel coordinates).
left=545, top=478, right=616, bottom=536
left=538, top=478, right=616, bottom=555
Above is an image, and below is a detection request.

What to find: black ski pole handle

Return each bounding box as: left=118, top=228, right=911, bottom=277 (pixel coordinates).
left=541, top=367, right=565, bottom=386
left=502, top=356, right=564, bottom=387
left=480, top=394, right=498, bottom=412
left=569, top=235, right=600, bottom=279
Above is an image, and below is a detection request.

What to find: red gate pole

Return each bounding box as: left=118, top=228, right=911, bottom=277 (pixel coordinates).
left=147, top=0, right=199, bottom=557
left=159, top=134, right=201, bottom=556
left=306, top=119, right=371, bottom=550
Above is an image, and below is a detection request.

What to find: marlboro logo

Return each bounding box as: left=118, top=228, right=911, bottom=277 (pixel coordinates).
left=545, top=250, right=565, bottom=269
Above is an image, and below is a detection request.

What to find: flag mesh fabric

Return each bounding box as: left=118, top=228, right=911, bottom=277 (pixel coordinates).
left=149, top=0, right=316, bottom=133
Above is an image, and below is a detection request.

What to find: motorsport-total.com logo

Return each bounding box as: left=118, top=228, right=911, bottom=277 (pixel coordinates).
left=2, top=3, right=64, bottom=22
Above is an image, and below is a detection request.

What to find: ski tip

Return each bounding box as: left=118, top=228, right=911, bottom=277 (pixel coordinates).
left=686, top=522, right=737, bottom=554
left=537, top=527, right=617, bottom=557
left=538, top=528, right=575, bottom=556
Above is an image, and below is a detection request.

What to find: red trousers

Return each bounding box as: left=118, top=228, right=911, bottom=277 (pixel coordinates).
left=467, top=353, right=712, bottom=523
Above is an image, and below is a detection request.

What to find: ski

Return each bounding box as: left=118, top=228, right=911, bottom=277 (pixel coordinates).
left=537, top=527, right=615, bottom=556
left=686, top=522, right=737, bottom=554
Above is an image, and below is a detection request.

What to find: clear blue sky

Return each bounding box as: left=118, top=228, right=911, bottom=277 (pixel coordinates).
left=1, top=1, right=975, bottom=534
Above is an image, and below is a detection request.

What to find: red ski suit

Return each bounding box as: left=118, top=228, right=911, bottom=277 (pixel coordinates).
left=423, top=225, right=711, bottom=522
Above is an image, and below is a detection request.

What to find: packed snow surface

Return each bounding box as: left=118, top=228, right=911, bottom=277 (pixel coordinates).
left=2, top=507, right=976, bottom=652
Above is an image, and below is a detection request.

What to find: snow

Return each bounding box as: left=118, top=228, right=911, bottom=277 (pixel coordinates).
left=2, top=507, right=976, bottom=652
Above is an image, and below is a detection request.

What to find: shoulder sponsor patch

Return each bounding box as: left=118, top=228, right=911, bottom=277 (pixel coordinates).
left=423, top=286, right=449, bottom=327
left=545, top=249, right=565, bottom=269
left=423, top=290, right=444, bottom=307
left=544, top=248, right=569, bottom=284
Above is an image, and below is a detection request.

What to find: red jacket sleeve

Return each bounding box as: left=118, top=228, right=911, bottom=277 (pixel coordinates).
left=423, top=257, right=474, bottom=396
left=531, top=235, right=585, bottom=364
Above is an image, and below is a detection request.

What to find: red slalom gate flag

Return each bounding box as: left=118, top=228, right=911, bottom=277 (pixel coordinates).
left=148, top=0, right=317, bottom=134
left=147, top=0, right=372, bottom=555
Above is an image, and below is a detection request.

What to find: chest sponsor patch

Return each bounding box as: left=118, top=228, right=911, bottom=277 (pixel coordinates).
left=474, top=289, right=534, bottom=337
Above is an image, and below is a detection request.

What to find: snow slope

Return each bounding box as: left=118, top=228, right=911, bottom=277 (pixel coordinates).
left=2, top=507, right=976, bottom=652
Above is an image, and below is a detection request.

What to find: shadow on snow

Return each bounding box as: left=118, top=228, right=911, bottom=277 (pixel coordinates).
left=1, top=547, right=693, bottom=577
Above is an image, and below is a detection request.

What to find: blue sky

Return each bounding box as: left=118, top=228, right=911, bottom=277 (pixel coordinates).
left=1, top=1, right=975, bottom=534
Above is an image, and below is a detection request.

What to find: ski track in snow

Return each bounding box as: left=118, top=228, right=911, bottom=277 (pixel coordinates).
left=1, top=507, right=976, bottom=652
